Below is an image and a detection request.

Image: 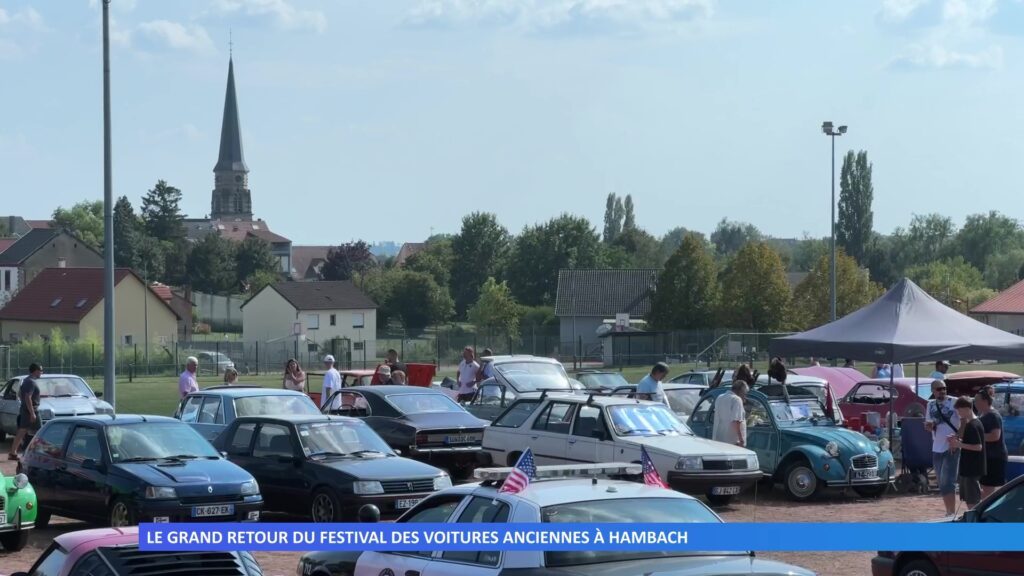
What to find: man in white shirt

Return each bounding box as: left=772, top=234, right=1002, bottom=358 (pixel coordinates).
left=321, top=355, right=342, bottom=411
left=178, top=357, right=198, bottom=398
left=925, top=379, right=960, bottom=515
left=930, top=360, right=950, bottom=381
left=713, top=380, right=749, bottom=447
left=456, top=346, right=480, bottom=403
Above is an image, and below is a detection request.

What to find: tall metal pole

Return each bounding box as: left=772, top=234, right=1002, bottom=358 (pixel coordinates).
left=102, top=0, right=116, bottom=406
left=830, top=134, right=837, bottom=323
left=144, top=267, right=149, bottom=373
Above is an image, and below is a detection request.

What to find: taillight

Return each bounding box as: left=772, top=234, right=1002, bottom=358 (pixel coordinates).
left=415, top=433, right=428, bottom=446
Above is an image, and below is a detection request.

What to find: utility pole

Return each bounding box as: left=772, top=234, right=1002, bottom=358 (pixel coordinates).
left=102, top=0, right=116, bottom=406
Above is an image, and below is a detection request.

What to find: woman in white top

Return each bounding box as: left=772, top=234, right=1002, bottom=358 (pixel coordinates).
left=283, top=358, right=307, bottom=392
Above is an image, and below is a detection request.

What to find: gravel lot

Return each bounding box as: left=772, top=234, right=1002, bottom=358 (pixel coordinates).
left=0, top=454, right=946, bottom=576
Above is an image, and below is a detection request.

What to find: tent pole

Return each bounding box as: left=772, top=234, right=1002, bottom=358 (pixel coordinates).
left=889, top=367, right=895, bottom=449
left=914, top=362, right=919, bottom=398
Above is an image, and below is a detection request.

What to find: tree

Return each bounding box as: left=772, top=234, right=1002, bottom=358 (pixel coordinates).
left=506, top=214, right=603, bottom=306
left=716, top=242, right=791, bottom=331
left=791, top=249, right=883, bottom=328
left=321, top=241, right=376, bottom=281
left=52, top=201, right=103, bottom=249
left=954, top=211, right=1024, bottom=273
left=135, top=235, right=166, bottom=282
left=659, top=227, right=706, bottom=264
left=389, top=271, right=454, bottom=332
left=246, top=270, right=279, bottom=296
left=711, top=219, right=763, bottom=257
left=622, top=194, right=636, bottom=232
left=404, top=237, right=454, bottom=288
left=236, top=237, right=279, bottom=290
left=450, top=212, right=511, bottom=316
left=141, top=180, right=185, bottom=242
left=112, top=196, right=142, bottom=269
left=836, top=150, right=874, bottom=263
left=792, top=234, right=829, bottom=272
left=186, top=234, right=237, bottom=293
left=468, top=277, right=521, bottom=336
left=602, top=193, right=621, bottom=244
left=984, top=249, right=1024, bottom=290
left=648, top=233, right=718, bottom=330
left=161, top=239, right=191, bottom=286
left=862, top=233, right=899, bottom=287
left=360, top=269, right=397, bottom=328
left=906, top=257, right=995, bottom=312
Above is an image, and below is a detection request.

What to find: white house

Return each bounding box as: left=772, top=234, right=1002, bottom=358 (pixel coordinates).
left=242, top=281, right=378, bottom=361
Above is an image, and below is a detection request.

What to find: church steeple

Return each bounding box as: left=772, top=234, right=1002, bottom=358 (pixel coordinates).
left=211, top=56, right=252, bottom=221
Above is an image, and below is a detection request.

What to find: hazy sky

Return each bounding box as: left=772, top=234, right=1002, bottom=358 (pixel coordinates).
left=3, top=0, right=1024, bottom=246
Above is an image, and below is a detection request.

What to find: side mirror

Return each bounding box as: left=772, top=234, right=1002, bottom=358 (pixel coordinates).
left=278, top=455, right=301, bottom=466
left=219, top=451, right=228, bottom=458
left=95, top=392, right=103, bottom=398
left=962, top=509, right=979, bottom=523
left=359, top=504, right=381, bottom=523
left=11, top=572, right=29, bottom=576
left=82, top=458, right=102, bottom=471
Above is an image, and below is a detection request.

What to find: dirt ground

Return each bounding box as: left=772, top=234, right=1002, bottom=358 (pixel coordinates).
left=0, top=455, right=946, bottom=576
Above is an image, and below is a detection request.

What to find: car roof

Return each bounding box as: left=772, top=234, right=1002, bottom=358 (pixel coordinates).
left=536, top=394, right=661, bottom=407
left=233, top=414, right=362, bottom=425
left=340, top=370, right=376, bottom=376
left=56, top=414, right=178, bottom=425
left=12, top=374, right=87, bottom=380
left=613, top=383, right=704, bottom=391
left=190, top=387, right=309, bottom=397
left=448, top=478, right=698, bottom=509
left=55, top=526, right=139, bottom=553
left=703, top=386, right=812, bottom=402
left=756, top=374, right=827, bottom=386
left=347, top=385, right=446, bottom=396
left=486, top=355, right=561, bottom=365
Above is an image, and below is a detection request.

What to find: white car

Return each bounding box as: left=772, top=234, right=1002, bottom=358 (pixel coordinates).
left=0, top=374, right=114, bottom=439
left=480, top=393, right=762, bottom=505
left=297, top=463, right=816, bottom=576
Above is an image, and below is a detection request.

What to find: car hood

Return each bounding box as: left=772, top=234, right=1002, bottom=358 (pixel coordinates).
left=314, top=455, right=443, bottom=480
left=540, top=554, right=814, bottom=576
left=623, top=434, right=755, bottom=458
left=115, top=458, right=253, bottom=488
left=783, top=426, right=878, bottom=455
left=400, top=412, right=487, bottom=429
left=41, top=396, right=111, bottom=415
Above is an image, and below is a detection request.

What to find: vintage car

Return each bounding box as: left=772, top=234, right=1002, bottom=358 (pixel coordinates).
left=610, top=382, right=708, bottom=420
left=174, top=386, right=321, bottom=441
left=0, top=374, right=114, bottom=439
left=671, top=369, right=732, bottom=386
left=993, top=381, right=1024, bottom=455
left=297, top=463, right=816, bottom=576
left=690, top=385, right=895, bottom=501
left=871, top=473, right=1024, bottom=576
left=837, top=378, right=927, bottom=427
left=215, top=414, right=451, bottom=521
left=752, top=374, right=845, bottom=425
left=10, top=526, right=264, bottom=576
left=0, top=470, right=36, bottom=551
left=574, top=370, right=630, bottom=390
left=481, top=393, right=762, bottom=505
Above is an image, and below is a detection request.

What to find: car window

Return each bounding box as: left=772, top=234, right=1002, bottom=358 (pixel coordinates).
left=492, top=399, right=541, bottom=428
left=337, top=391, right=370, bottom=416
left=690, top=397, right=713, bottom=425
left=253, top=424, right=294, bottom=458
left=35, top=377, right=94, bottom=398
left=396, top=494, right=467, bottom=558
left=227, top=423, right=257, bottom=455
left=234, top=395, right=320, bottom=417
left=66, top=426, right=102, bottom=463
left=199, top=396, right=223, bottom=424
left=441, top=497, right=509, bottom=566
left=180, top=396, right=204, bottom=423
left=665, top=388, right=701, bottom=418
left=386, top=393, right=462, bottom=414
left=850, top=384, right=892, bottom=404
left=746, top=399, right=771, bottom=428
left=531, top=402, right=576, bottom=434
left=980, top=483, right=1024, bottom=523
left=993, top=391, right=1024, bottom=418
left=69, top=550, right=115, bottom=576
left=572, top=405, right=606, bottom=438
left=106, top=422, right=219, bottom=462
left=29, top=543, right=68, bottom=576
left=30, top=421, right=73, bottom=457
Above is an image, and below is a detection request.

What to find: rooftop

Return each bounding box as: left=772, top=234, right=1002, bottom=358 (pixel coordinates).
left=971, top=279, right=1024, bottom=315
left=0, top=228, right=60, bottom=265
left=245, top=280, right=377, bottom=311
left=554, top=268, right=659, bottom=318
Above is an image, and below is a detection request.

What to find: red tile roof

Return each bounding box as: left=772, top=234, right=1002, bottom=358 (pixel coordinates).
left=396, top=242, right=426, bottom=266
left=971, top=279, right=1024, bottom=314
left=149, top=282, right=173, bottom=302
left=0, top=238, right=17, bottom=254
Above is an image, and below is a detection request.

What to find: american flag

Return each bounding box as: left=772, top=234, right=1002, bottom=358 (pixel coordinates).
left=641, top=446, right=668, bottom=488
left=499, top=448, right=536, bottom=494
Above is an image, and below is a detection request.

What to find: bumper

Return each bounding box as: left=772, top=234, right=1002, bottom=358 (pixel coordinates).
left=825, top=462, right=895, bottom=488
left=870, top=555, right=895, bottom=576
left=0, top=506, right=35, bottom=533
left=666, top=470, right=763, bottom=495
left=408, top=446, right=487, bottom=467
left=343, top=492, right=435, bottom=519
left=135, top=497, right=263, bottom=523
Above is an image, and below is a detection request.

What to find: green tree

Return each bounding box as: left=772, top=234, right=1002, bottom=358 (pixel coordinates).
left=135, top=235, right=166, bottom=281
left=450, top=212, right=511, bottom=316
left=622, top=194, right=636, bottom=232
left=246, top=270, right=279, bottom=297
left=792, top=249, right=883, bottom=328
left=360, top=269, right=397, bottom=328
left=468, top=277, right=521, bottom=336
left=322, top=241, right=376, bottom=281
left=792, top=234, right=829, bottom=272
left=906, top=257, right=995, bottom=312
left=954, top=211, right=1024, bottom=273
left=161, top=239, right=191, bottom=286
left=52, top=201, right=103, bottom=249
left=711, top=218, right=763, bottom=257
left=141, top=180, right=186, bottom=242
left=717, top=242, right=791, bottom=331
left=404, top=237, right=454, bottom=288
left=984, top=248, right=1024, bottom=290
left=236, top=236, right=279, bottom=290
left=186, top=234, right=237, bottom=293
left=506, top=214, right=602, bottom=306
left=389, top=271, right=454, bottom=333
left=112, top=196, right=142, bottom=269
left=836, top=150, right=874, bottom=263
left=648, top=233, right=718, bottom=330
left=602, top=193, right=622, bottom=244
left=659, top=227, right=705, bottom=263
left=520, top=305, right=557, bottom=327
left=609, top=227, right=661, bottom=268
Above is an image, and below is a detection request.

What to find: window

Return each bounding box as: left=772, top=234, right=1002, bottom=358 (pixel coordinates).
left=29, top=543, right=68, bottom=576
left=571, top=405, right=605, bottom=439
left=122, top=334, right=134, bottom=346
left=228, top=423, right=257, bottom=455
left=849, top=384, right=893, bottom=404
left=531, top=402, right=576, bottom=434
left=305, top=314, right=319, bottom=330
left=492, top=400, right=541, bottom=428
left=979, top=481, right=1024, bottom=523
left=329, top=314, right=336, bottom=326
left=352, top=312, right=365, bottom=328
left=198, top=397, right=223, bottom=424
left=69, top=551, right=114, bottom=576
left=353, top=341, right=364, bottom=351
left=66, top=427, right=102, bottom=463
left=746, top=400, right=771, bottom=428
left=75, top=298, right=87, bottom=309
left=179, top=396, right=204, bottom=423
left=253, top=424, right=294, bottom=458
left=993, top=391, right=1024, bottom=418
left=397, top=494, right=466, bottom=558
left=30, top=421, right=73, bottom=458
left=50, top=298, right=62, bottom=307
left=441, top=497, right=509, bottom=566
left=3, top=270, right=9, bottom=291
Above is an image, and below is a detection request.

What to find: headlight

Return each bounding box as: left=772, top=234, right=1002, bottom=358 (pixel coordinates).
left=434, top=475, right=452, bottom=491
left=746, top=455, right=759, bottom=470
left=39, top=408, right=54, bottom=420
left=877, top=438, right=890, bottom=453
left=825, top=441, right=840, bottom=458
left=240, top=480, right=259, bottom=495
left=13, top=473, right=29, bottom=490
left=144, top=486, right=177, bottom=499
left=675, top=456, right=702, bottom=471
left=95, top=403, right=114, bottom=415
left=353, top=480, right=384, bottom=495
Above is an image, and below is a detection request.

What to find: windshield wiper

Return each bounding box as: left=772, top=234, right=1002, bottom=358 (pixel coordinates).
left=51, top=394, right=88, bottom=398
left=118, top=457, right=157, bottom=463
left=160, top=454, right=201, bottom=460
left=349, top=449, right=386, bottom=457
left=309, top=450, right=351, bottom=459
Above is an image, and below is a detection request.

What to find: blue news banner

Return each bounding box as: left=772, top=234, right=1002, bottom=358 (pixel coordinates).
left=140, top=523, right=1024, bottom=553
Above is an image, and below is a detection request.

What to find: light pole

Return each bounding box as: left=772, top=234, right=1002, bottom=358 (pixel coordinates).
left=102, top=0, right=116, bottom=406
left=822, top=121, right=847, bottom=323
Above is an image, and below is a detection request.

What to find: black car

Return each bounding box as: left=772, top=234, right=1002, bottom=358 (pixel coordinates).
left=321, top=385, right=490, bottom=476
left=19, top=414, right=262, bottom=527
left=214, top=414, right=451, bottom=522
left=173, top=386, right=321, bottom=442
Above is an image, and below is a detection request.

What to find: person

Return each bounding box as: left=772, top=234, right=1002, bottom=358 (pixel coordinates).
left=283, top=358, right=306, bottom=392
left=636, top=362, right=669, bottom=404
left=179, top=357, right=199, bottom=398
left=950, top=396, right=986, bottom=509
left=768, top=357, right=787, bottom=384
left=714, top=379, right=748, bottom=447
left=321, top=355, right=342, bottom=411
left=809, top=357, right=821, bottom=367
left=385, top=349, right=407, bottom=375
left=8, top=363, right=43, bottom=460
left=456, top=346, right=480, bottom=403
left=843, top=359, right=855, bottom=368
left=392, top=370, right=407, bottom=385
left=477, top=348, right=496, bottom=382
left=733, top=363, right=755, bottom=387
left=222, top=367, right=239, bottom=385
left=925, top=379, right=960, bottom=516
left=975, top=390, right=1008, bottom=499
left=873, top=363, right=892, bottom=379
left=930, top=360, right=950, bottom=381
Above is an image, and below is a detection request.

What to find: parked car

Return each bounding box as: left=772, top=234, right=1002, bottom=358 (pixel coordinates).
left=10, top=526, right=264, bottom=576
left=464, top=355, right=576, bottom=421
left=574, top=370, right=630, bottom=390
left=214, top=414, right=451, bottom=521
left=20, top=414, right=263, bottom=527
left=943, top=370, right=1020, bottom=397
left=174, top=386, right=321, bottom=442
left=837, top=378, right=928, bottom=427
left=610, top=382, right=708, bottom=420
left=320, top=385, right=490, bottom=477
left=671, top=369, right=732, bottom=386
left=993, top=381, right=1024, bottom=455
left=297, top=462, right=815, bottom=576
left=871, top=473, right=1024, bottom=575
left=341, top=369, right=377, bottom=387
left=0, top=374, right=114, bottom=440
left=481, top=393, right=762, bottom=505
left=690, top=385, right=895, bottom=501
left=0, top=470, right=36, bottom=551
left=188, top=351, right=236, bottom=375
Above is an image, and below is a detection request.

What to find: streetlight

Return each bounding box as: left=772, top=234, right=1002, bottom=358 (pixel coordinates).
left=822, top=121, right=847, bottom=323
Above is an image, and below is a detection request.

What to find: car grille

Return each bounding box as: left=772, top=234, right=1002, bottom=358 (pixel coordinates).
left=702, top=458, right=749, bottom=471
left=852, top=454, right=878, bottom=469
left=380, top=479, right=435, bottom=493
left=0, top=494, right=5, bottom=512
left=98, top=547, right=260, bottom=576
left=180, top=494, right=245, bottom=505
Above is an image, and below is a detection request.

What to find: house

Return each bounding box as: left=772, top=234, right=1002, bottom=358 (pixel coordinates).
left=290, top=245, right=332, bottom=280
left=395, top=242, right=426, bottom=267
left=554, top=269, right=659, bottom=354
left=970, top=279, right=1024, bottom=336
left=149, top=282, right=194, bottom=340
left=0, top=229, right=103, bottom=307
left=0, top=268, right=180, bottom=345
left=242, top=281, right=378, bottom=359
left=0, top=216, right=51, bottom=238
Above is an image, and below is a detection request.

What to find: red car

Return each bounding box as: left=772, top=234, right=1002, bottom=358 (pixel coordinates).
left=838, top=378, right=928, bottom=427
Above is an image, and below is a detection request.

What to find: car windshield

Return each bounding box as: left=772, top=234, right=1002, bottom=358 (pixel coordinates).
left=386, top=393, right=463, bottom=414
left=298, top=420, right=393, bottom=456
left=993, top=388, right=1024, bottom=418
left=234, top=395, right=320, bottom=417
left=608, top=404, right=693, bottom=436
left=542, top=498, right=726, bottom=566
left=107, top=422, right=219, bottom=462
left=494, top=361, right=571, bottom=391
left=35, top=376, right=94, bottom=398
left=769, top=400, right=829, bottom=423
left=577, top=373, right=629, bottom=390
left=664, top=388, right=702, bottom=418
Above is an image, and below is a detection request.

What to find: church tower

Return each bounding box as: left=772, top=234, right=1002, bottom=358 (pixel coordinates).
left=211, top=57, right=252, bottom=221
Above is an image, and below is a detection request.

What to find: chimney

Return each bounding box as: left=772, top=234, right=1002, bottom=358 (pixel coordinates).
left=57, top=257, right=67, bottom=268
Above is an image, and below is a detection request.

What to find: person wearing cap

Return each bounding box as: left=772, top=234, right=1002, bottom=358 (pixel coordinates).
left=376, top=364, right=393, bottom=386
left=322, top=355, right=342, bottom=411
left=930, top=360, right=950, bottom=381
left=636, top=362, right=669, bottom=404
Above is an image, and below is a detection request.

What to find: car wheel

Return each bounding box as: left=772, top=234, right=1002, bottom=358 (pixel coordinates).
left=507, top=452, right=522, bottom=467
left=0, top=529, right=29, bottom=551
left=899, top=559, right=939, bottom=576
left=34, top=506, right=52, bottom=529
left=854, top=484, right=887, bottom=498
left=706, top=493, right=733, bottom=507
left=109, top=499, right=137, bottom=528
left=311, top=488, right=342, bottom=523
left=783, top=461, right=820, bottom=501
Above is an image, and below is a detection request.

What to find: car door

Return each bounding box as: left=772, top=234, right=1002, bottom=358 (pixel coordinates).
left=687, top=396, right=715, bottom=438
left=527, top=401, right=577, bottom=465
left=945, top=479, right=1024, bottom=575
left=62, top=424, right=108, bottom=521
left=22, top=420, right=74, bottom=511
left=744, top=398, right=780, bottom=473
left=842, top=383, right=893, bottom=424
left=0, top=378, right=21, bottom=434
left=426, top=496, right=511, bottom=576
left=565, top=404, right=615, bottom=464
left=247, top=423, right=303, bottom=514
left=192, top=396, right=226, bottom=442
left=466, top=382, right=511, bottom=422
left=354, top=493, right=468, bottom=576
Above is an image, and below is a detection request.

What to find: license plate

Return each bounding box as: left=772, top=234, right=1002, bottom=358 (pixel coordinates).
left=0, top=512, right=6, bottom=525
left=396, top=498, right=421, bottom=510
left=852, top=468, right=879, bottom=480
left=711, top=486, right=741, bottom=496
left=444, top=434, right=478, bottom=444
left=192, top=504, right=234, bottom=517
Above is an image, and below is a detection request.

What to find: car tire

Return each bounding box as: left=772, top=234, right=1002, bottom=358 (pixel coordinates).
left=0, top=529, right=29, bottom=551
left=311, top=487, right=342, bottom=523
left=507, top=452, right=522, bottom=467
left=34, top=506, right=52, bottom=529
left=706, top=493, right=733, bottom=507
left=853, top=484, right=887, bottom=498
left=899, top=559, right=939, bottom=576
left=109, top=498, right=137, bottom=528
left=783, top=460, right=820, bottom=501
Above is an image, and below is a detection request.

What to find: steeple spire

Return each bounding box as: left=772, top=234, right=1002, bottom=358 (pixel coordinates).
left=211, top=55, right=252, bottom=221
left=214, top=56, right=247, bottom=173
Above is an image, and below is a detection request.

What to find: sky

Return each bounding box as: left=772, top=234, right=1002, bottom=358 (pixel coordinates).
left=2, top=0, right=1024, bottom=246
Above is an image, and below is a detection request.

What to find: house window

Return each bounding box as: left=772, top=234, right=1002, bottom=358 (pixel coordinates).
left=352, top=312, right=365, bottom=329
left=329, top=314, right=336, bottom=326
left=2, top=270, right=9, bottom=291
left=123, top=335, right=134, bottom=345
left=353, top=341, right=364, bottom=351
left=305, top=314, right=319, bottom=330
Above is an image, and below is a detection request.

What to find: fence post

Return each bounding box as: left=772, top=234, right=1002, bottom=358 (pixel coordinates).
left=362, top=341, right=367, bottom=368
left=255, top=341, right=259, bottom=375
left=216, top=341, right=221, bottom=376
left=46, top=343, right=51, bottom=369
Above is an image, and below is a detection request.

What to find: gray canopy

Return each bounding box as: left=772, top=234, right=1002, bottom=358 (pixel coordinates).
left=771, top=278, right=1024, bottom=363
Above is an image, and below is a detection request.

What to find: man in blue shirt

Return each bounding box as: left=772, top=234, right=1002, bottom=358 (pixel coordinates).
left=930, top=360, right=949, bottom=381
left=636, top=362, right=669, bottom=404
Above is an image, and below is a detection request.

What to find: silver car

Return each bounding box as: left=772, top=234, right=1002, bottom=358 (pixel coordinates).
left=0, top=374, right=114, bottom=439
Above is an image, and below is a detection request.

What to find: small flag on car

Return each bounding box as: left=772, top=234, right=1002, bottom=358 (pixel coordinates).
left=641, top=445, right=668, bottom=488
left=499, top=448, right=537, bottom=494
